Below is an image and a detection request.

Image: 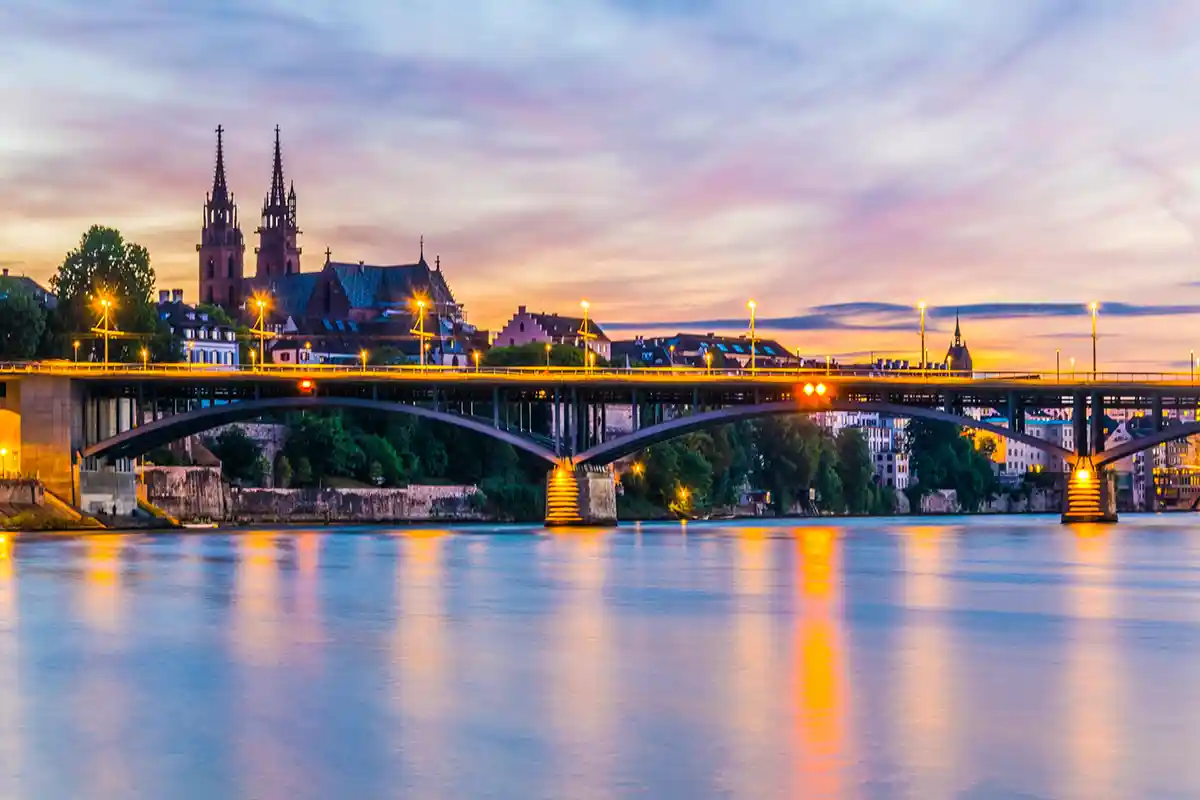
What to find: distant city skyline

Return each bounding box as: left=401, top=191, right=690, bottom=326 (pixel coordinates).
left=5, top=1, right=1200, bottom=369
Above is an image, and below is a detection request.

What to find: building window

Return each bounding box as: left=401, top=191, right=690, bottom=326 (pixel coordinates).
left=228, top=255, right=235, bottom=277
left=519, top=322, right=525, bottom=332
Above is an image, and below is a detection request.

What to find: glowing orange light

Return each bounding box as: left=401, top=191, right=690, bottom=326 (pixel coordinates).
left=299, top=379, right=314, bottom=392
left=804, top=383, right=815, bottom=396
left=816, top=383, right=827, bottom=396
left=1075, top=469, right=1090, bottom=483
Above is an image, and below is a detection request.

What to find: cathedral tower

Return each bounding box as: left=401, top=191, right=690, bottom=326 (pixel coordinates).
left=197, top=125, right=246, bottom=309
left=255, top=126, right=301, bottom=280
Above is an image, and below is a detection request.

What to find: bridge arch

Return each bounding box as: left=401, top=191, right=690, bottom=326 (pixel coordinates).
left=574, top=400, right=1076, bottom=466
left=82, top=396, right=560, bottom=465
left=1094, top=422, right=1200, bottom=467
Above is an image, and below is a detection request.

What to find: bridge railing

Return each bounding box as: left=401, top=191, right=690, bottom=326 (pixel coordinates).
left=0, top=360, right=1197, bottom=384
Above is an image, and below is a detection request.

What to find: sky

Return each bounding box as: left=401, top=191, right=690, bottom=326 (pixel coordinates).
left=4, top=0, right=1200, bottom=370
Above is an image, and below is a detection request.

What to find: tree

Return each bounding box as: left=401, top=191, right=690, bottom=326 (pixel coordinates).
left=284, top=412, right=364, bottom=484
left=753, top=416, right=826, bottom=514
left=357, top=433, right=405, bottom=486
left=0, top=281, right=47, bottom=360
left=294, top=456, right=314, bottom=487
left=274, top=453, right=293, bottom=488
left=835, top=428, right=875, bottom=514
left=205, top=427, right=266, bottom=486
left=49, top=226, right=167, bottom=361
left=483, top=342, right=608, bottom=368
left=905, top=419, right=1000, bottom=512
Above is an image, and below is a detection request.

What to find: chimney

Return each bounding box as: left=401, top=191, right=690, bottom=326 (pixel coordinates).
left=1, top=268, right=7, bottom=277
left=172, top=289, right=183, bottom=303
left=518, top=305, right=526, bottom=315
left=159, top=290, right=169, bottom=303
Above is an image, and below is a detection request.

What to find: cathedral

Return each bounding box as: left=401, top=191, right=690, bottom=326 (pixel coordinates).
left=196, top=127, right=480, bottom=364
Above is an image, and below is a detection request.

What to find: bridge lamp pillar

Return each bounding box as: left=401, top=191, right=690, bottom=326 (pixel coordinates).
left=73, top=340, right=80, bottom=364
left=1062, top=458, right=1117, bottom=524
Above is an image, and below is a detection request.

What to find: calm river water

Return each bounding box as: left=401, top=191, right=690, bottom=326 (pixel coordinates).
left=1, top=517, right=1199, bottom=798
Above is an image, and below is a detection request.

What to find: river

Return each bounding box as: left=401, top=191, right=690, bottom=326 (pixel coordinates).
left=1, top=516, right=1199, bottom=798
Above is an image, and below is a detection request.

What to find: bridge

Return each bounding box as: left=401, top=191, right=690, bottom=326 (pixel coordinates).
left=4, top=361, right=1200, bottom=524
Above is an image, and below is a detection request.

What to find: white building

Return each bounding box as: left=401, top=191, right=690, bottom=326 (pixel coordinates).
left=157, top=290, right=240, bottom=366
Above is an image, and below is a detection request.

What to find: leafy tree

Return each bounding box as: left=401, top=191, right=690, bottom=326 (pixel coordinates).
left=813, top=435, right=844, bottom=513
left=483, top=342, right=608, bottom=368
left=905, top=419, right=1000, bottom=512
left=49, top=225, right=168, bottom=361
left=294, top=456, right=314, bottom=487
left=274, top=453, right=293, bottom=488
left=284, top=412, right=364, bottom=484
left=835, top=428, right=875, bottom=514
left=357, top=433, right=405, bottom=486
left=0, top=282, right=47, bottom=359
left=753, top=416, right=825, bottom=514
left=205, top=427, right=266, bottom=485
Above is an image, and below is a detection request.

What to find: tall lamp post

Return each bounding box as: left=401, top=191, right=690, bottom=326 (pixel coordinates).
left=96, top=295, right=113, bottom=369
left=416, top=299, right=427, bottom=367
left=747, top=300, right=757, bottom=375
left=545, top=342, right=552, bottom=371
left=1089, top=302, right=1099, bottom=380
left=1192, top=349, right=1195, bottom=384
left=253, top=295, right=268, bottom=368
left=73, top=340, right=80, bottom=364
left=579, top=300, right=595, bottom=370
left=917, top=301, right=926, bottom=376
left=1056, top=348, right=1061, bottom=383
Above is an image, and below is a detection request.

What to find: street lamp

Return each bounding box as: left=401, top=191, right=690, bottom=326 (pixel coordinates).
left=579, top=300, right=594, bottom=363
left=1056, top=348, right=1061, bottom=383
left=747, top=300, right=757, bottom=375
left=1089, top=302, right=1099, bottom=379
left=704, top=350, right=713, bottom=373
left=360, top=349, right=368, bottom=373
left=304, top=341, right=312, bottom=364
left=473, top=350, right=481, bottom=372
left=252, top=294, right=269, bottom=368
left=668, top=344, right=675, bottom=367
left=250, top=349, right=257, bottom=370
left=545, top=342, right=552, bottom=370
left=186, top=340, right=195, bottom=367
left=95, top=294, right=114, bottom=369
left=416, top=299, right=427, bottom=367
left=1070, top=356, right=1076, bottom=381
left=141, top=347, right=148, bottom=371
left=1192, top=349, right=1195, bottom=384
left=917, top=301, right=926, bottom=376
left=72, top=340, right=80, bottom=364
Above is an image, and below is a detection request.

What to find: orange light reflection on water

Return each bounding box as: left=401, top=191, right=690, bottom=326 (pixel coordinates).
left=897, top=525, right=958, bottom=796
left=793, top=527, right=848, bottom=799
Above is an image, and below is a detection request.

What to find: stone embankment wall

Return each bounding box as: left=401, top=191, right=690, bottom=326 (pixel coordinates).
left=142, top=466, right=482, bottom=523
left=577, top=467, right=618, bottom=525
left=79, top=469, right=138, bottom=515
left=141, top=467, right=231, bottom=520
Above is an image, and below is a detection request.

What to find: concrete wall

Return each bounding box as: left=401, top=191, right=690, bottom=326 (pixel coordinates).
left=230, top=485, right=483, bottom=523
left=79, top=469, right=137, bottom=515
left=14, top=376, right=80, bottom=500
left=577, top=466, right=618, bottom=525
left=0, top=479, right=44, bottom=508
left=142, top=466, right=229, bottom=520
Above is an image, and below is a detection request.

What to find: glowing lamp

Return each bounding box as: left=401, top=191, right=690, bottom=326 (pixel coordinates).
left=816, top=383, right=827, bottom=396
left=803, top=383, right=815, bottom=396
left=299, top=379, right=315, bottom=393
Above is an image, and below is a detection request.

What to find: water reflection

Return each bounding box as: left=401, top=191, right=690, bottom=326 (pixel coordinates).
left=897, top=525, right=958, bottom=796
left=0, top=535, right=17, bottom=794
left=1064, top=527, right=1122, bottom=798
left=81, top=535, right=126, bottom=633
left=0, top=521, right=1196, bottom=797
left=392, top=529, right=449, bottom=795
left=548, top=529, right=612, bottom=800
left=793, top=527, right=849, bottom=798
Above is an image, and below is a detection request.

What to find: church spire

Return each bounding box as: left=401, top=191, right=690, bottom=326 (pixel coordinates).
left=954, top=309, right=962, bottom=344
left=266, top=125, right=287, bottom=209
left=211, top=125, right=230, bottom=206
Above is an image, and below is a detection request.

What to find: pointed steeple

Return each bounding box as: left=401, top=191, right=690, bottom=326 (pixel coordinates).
left=211, top=125, right=230, bottom=206
left=267, top=125, right=286, bottom=208
left=954, top=309, right=962, bottom=344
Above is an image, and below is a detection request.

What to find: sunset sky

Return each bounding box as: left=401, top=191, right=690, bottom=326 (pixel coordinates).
left=5, top=0, right=1200, bottom=369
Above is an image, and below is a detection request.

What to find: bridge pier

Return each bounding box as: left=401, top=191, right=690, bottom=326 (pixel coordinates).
left=544, top=461, right=617, bottom=527
left=1061, top=461, right=1118, bottom=523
